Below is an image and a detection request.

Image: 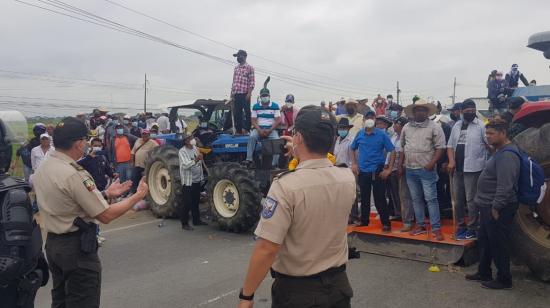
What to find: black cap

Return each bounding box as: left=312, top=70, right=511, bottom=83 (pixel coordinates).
left=294, top=105, right=336, bottom=136
left=53, top=117, right=89, bottom=142
left=394, top=116, right=409, bottom=127
left=447, top=102, right=463, bottom=111
left=507, top=96, right=526, bottom=110
left=337, top=117, right=353, bottom=128
left=233, top=50, right=247, bottom=57
left=376, top=115, right=393, bottom=128
left=364, top=110, right=376, bottom=117
left=461, top=99, right=476, bottom=109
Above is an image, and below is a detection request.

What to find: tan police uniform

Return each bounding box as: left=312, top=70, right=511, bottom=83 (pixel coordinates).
left=32, top=117, right=109, bottom=308
left=33, top=151, right=109, bottom=234
left=255, top=157, right=356, bottom=307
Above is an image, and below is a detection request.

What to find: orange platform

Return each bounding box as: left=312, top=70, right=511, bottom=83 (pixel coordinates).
left=347, top=214, right=477, bottom=265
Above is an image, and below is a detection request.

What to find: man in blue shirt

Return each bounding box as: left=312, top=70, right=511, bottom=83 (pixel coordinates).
left=351, top=111, right=395, bottom=231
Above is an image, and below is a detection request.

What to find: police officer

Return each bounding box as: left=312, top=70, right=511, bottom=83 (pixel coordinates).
left=32, top=117, right=149, bottom=308
left=0, top=111, right=49, bottom=308
left=237, top=106, right=356, bottom=308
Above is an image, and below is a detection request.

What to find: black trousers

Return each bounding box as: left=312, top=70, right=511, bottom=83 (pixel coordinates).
left=477, top=206, right=516, bottom=284
left=437, top=168, right=451, bottom=214
left=271, top=270, right=353, bottom=308
left=45, top=233, right=101, bottom=308
left=179, top=183, right=202, bottom=225
left=131, top=167, right=144, bottom=193
left=233, top=93, right=251, bottom=133
left=358, top=170, right=390, bottom=226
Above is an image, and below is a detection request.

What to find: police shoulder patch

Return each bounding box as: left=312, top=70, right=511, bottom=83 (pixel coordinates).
left=70, top=162, right=84, bottom=171
left=261, top=197, right=279, bottom=219
left=83, top=178, right=96, bottom=191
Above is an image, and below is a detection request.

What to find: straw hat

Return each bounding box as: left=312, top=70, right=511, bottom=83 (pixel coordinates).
left=404, top=99, right=438, bottom=118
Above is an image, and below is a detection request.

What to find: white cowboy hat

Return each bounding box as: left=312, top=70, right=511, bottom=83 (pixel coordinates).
left=404, top=99, right=438, bottom=118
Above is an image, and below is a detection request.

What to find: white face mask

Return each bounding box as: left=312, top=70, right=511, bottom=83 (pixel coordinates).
left=261, top=96, right=270, bottom=104
left=364, top=119, right=375, bottom=128
left=285, top=102, right=293, bottom=108
left=189, top=139, right=197, bottom=146
left=92, top=147, right=102, bottom=152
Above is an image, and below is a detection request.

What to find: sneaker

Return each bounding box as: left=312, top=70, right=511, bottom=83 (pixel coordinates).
left=465, top=230, right=477, bottom=240
left=433, top=230, right=444, bottom=241
left=182, top=224, right=194, bottom=231
left=382, top=225, right=391, bottom=233
left=389, top=215, right=402, bottom=221
left=481, top=280, right=513, bottom=290
left=400, top=225, right=413, bottom=233
left=455, top=229, right=467, bottom=241
left=409, top=226, right=427, bottom=236
left=465, top=273, right=492, bottom=282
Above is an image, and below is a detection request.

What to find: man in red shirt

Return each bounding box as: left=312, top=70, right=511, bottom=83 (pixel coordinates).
left=114, top=124, right=133, bottom=183
left=281, top=94, right=300, bottom=136
left=230, top=50, right=255, bottom=134
left=372, top=94, right=388, bottom=116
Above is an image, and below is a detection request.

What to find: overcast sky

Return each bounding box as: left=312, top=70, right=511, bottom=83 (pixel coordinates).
left=1, top=0, right=549, bottom=117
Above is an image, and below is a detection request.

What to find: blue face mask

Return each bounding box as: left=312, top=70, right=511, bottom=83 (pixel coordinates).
left=338, top=130, right=349, bottom=138
left=390, top=110, right=398, bottom=119
left=116, top=128, right=124, bottom=135
left=132, top=121, right=138, bottom=127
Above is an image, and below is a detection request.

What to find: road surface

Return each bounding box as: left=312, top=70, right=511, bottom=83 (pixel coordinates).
left=35, top=211, right=549, bottom=308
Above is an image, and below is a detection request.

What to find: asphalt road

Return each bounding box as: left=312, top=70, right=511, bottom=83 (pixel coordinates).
left=35, top=211, right=550, bottom=308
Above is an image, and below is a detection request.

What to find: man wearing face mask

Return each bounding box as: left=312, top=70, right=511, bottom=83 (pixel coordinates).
left=488, top=71, right=507, bottom=115
left=131, top=130, right=158, bottom=193
left=231, top=50, right=255, bottom=134
left=112, top=124, right=134, bottom=183
left=245, top=83, right=281, bottom=165
left=400, top=100, right=447, bottom=240
left=372, top=94, right=388, bottom=116
left=351, top=111, right=395, bottom=231
left=78, top=138, right=115, bottom=192
left=238, top=106, right=355, bottom=308
left=281, top=94, right=300, bottom=136
left=505, top=64, right=529, bottom=89
left=343, top=99, right=364, bottom=138
left=32, top=117, right=149, bottom=307
left=447, top=99, right=489, bottom=240
left=446, top=102, right=463, bottom=128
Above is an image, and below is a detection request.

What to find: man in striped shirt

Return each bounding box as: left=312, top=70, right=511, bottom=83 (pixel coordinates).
left=245, top=87, right=281, bottom=165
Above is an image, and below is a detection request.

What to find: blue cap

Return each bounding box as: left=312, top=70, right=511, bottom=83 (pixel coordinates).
left=447, top=102, right=462, bottom=111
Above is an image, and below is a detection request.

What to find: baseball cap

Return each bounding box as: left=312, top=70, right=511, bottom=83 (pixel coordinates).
left=394, top=116, right=409, bottom=127
left=447, top=102, right=463, bottom=112
left=364, top=110, right=376, bottom=117
left=285, top=94, right=295, bottom=103
left=294, top=105, right=336, bottom=136
left=40, top=133, right=50, bottom=140
left=461, top=99, right=476, bottom=110
left=53, top=117, right=89, bottom=142
left=233, top=50, right=247, bottom=57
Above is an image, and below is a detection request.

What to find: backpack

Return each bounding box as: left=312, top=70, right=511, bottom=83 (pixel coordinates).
left=502, top=148, right=547, bottom=207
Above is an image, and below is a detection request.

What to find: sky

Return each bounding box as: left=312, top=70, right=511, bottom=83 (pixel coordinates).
left=1, top=0, right=549, bottom=117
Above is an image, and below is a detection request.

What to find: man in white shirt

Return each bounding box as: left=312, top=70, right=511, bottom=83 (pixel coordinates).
left=157, top=113, right=170, bottom=134
left=334, top=118, right=354, bottom=167
left=31, top=133, right=54, bottom=171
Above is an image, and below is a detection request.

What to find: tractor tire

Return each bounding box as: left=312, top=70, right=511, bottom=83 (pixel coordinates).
left=510, top=202, right=550, bottom=282
left=207, top=163, right=262, bottom=233
left=144, top=145, right=183, bottom=218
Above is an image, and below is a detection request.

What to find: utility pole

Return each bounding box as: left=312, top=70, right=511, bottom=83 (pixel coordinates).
left=396, top=81, right=401, bottom=105
left=452, top=77, right=457, bottom=104
left=144, top=74, right=148, bottom=113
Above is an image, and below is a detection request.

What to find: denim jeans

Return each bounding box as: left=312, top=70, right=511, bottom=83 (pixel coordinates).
left=246, top=129, right=279, bottom=165
left=406, top=168, right=441, bottom=230
left=115, top=162, right=132, bottom=183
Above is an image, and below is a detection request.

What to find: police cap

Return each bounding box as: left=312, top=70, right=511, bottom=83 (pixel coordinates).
left=53, top=117, right=89, bottom=142
left=294, top=105, right=336, bottom=137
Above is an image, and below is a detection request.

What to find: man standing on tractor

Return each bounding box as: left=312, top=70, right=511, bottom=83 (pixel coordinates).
left=245, top=78, right=281, bottom=166
left=343, top=99, right=364, bottom=138
left=280, top=94, right=299, bottom=136
left=237, top=106, right=355, bottom=308
left=231, top=49, right=255, bottom=134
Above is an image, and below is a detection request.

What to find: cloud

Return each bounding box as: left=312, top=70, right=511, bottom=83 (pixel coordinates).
left=1, top=0, right=549, bottom=117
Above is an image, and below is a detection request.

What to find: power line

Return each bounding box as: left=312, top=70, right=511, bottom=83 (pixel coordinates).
left=15, top=0, right=385, bottom=97
left=102, top=0, right=393, bottom=93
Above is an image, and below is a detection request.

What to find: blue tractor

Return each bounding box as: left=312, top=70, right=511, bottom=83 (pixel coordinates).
left=144, top=99, right=283, bottom=232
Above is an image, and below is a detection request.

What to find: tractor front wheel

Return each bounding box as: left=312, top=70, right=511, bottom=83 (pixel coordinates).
left=208, top=163, right=262, bottom=233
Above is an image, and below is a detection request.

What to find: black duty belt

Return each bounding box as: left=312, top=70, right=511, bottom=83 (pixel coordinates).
left=47, top=230, right=81, bottom=239
left=271, top=264, right=346, bottom=280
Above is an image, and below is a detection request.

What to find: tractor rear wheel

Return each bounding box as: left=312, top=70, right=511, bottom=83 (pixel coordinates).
left=207, top=163, right=262, bottom=233
left=511, top=192, right=550, bottom=281
left=144, top=146, right=182, bottom=218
